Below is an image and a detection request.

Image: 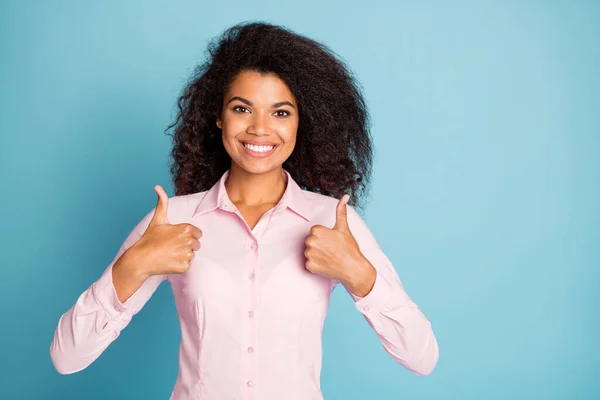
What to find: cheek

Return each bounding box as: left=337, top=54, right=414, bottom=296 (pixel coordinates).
left=220, top=131, right=232, bottom=153
left=220, top=121, right=244, bottom=150
left=280, top=120, right=298, bottom=147
left=221, top=111, right=247, bottom=132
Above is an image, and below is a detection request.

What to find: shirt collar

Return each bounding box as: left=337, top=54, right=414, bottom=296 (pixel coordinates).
left=192, top=168, right=311, bottom=222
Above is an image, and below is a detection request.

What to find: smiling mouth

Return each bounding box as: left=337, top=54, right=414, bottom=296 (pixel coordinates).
left=241, top=141, right=278, bottom=154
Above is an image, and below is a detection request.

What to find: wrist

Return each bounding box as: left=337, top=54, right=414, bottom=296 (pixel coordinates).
left=343, top=256, right=377, bottom=298
left=115, top=247, right=151, bottom=282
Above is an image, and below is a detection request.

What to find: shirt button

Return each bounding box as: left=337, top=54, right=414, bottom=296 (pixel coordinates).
left=246, top=381, right=253, bottom=388
left=250, top=242, right=257, bottom=250
left=249, top=272, right=255, bottom=281
left=248, top=311, right=254, bottom=318
left=247, top=346, right=254, bottom=354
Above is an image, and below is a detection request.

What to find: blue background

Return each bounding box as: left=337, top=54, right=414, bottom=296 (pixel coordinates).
left=1, top=0, right=598, bottom=399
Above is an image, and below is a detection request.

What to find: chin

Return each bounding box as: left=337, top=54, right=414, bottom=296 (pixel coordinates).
left=232, top=159, right=283, bottom=175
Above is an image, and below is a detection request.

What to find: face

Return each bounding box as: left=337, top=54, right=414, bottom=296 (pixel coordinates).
left=217, top=70, right=299, bottom=175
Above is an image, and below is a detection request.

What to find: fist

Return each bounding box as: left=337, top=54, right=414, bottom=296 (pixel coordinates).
left=304, top=194, right=363, bottom=283
left=128, top=185, right=203, bottom=277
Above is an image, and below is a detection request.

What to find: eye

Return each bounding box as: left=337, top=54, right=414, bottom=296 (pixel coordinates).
left=274, top=110, right=290, bottom=118
left=233, top=106, right=250, bottom=113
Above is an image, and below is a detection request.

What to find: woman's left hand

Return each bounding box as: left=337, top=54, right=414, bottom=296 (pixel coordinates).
left=304, top=194, right=376, bottom=296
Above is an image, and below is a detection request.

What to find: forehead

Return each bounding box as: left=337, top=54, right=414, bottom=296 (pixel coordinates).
left=226, top=70, right=297, bottom=104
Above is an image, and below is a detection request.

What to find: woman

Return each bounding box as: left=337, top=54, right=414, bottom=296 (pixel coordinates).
left=50, top=22, right=439, bottom=399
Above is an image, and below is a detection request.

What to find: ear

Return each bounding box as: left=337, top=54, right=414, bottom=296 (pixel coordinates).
left=216, top=119, right=222, bottom=129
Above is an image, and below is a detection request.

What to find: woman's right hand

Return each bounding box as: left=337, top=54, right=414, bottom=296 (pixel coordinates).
left=118, top=185, right=203, bottom=279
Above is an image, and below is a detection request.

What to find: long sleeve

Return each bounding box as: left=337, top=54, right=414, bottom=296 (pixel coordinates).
left=340, top=205, right=439, bottom=376
left=50, top=208, right=166, bottom=375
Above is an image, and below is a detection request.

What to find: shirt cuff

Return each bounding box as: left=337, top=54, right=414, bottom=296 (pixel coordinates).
left=92, top=263, right=129, bottom=319
left=351, top=269, right=392, bottom=314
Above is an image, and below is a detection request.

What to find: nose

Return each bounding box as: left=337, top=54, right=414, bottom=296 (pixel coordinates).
left=247, top=112, right=269, bottom=136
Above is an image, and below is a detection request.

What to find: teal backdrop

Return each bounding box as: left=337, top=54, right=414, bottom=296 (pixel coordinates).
left=1, top=0, right=599, bottom=399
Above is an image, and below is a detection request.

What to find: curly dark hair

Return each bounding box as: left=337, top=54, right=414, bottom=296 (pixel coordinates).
left=165, top=21, right=374, bottom=211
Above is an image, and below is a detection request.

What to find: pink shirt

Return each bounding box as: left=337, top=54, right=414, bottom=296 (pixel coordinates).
left=50, top=168, right=438, bottom=399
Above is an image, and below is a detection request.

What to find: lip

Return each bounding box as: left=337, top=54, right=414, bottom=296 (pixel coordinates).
left=239, top=140, right=279, bottom=158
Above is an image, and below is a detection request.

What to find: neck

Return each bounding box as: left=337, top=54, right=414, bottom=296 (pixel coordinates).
left=225, top=164, right=287, bottom=207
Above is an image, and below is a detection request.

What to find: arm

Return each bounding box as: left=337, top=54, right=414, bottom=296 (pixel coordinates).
left=49, top=208, right=166, bottom=375
left=338, top=205, right=439, bottom=376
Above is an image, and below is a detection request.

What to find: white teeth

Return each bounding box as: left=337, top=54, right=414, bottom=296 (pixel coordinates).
left=243, top=143, right=276, bottom=153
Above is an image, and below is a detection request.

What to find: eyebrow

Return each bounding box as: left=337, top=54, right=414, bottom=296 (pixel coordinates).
left=226, top=96, right=296, bottom=109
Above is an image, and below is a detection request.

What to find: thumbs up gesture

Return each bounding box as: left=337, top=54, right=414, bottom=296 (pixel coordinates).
left=125, top=185, right=203, bottom=279
left=304, top=194, right=374, bottom=292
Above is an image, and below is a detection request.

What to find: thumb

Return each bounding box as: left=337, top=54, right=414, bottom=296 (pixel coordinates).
left=149, top=185, right=169, bottom=226
left=333, top=194, right=350, bottom=232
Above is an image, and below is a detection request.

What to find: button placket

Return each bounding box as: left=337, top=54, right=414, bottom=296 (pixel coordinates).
left=242, top=237, right=259, bottom=398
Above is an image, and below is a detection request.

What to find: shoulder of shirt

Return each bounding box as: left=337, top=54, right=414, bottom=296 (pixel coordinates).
left=154, top=190, right=210, bottom=222
left=298, top=188, right=364, bottom=226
